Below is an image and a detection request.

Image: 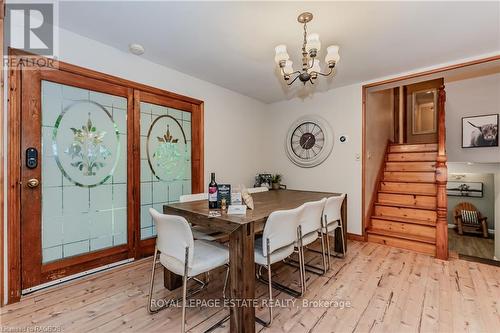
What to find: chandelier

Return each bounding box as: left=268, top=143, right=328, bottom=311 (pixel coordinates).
left=274, top=12, right=340, bottom=86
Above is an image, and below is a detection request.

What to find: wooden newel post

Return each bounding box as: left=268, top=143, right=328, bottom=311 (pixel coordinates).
left=435, top=85, right=448, bottom=260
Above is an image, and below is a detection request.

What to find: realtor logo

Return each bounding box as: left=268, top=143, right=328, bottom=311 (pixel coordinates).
left=5, top=3, right=54, bottom=55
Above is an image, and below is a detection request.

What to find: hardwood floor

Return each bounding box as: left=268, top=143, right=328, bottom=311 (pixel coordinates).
left=448, top=228, right=495, bottom=259
left=2, top=240, right=500, bottom=332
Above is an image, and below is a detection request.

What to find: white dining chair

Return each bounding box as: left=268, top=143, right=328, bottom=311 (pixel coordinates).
left=247, top=186, right=269, bottom=194
left=252, top=205, right=304, bottom=327
left=322, top=194, right=347, bottom=268
left=291, top=198, right=327, bottom=288
left=147, top=209, right=230, bottom=333
left=179, top=193, right=221, bottom=242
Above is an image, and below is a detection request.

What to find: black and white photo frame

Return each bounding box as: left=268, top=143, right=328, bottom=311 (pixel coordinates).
left=461, top=114, right=498, bottom=148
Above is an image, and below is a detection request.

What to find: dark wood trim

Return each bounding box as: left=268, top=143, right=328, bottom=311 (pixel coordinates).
left=7, top=60, right=22, bottom=303
left=362, top=54, right=500, bottom=89
left=0, top=0, right=4, bottom=306
left=9, top=48, right=203, bottom=105
left=347, top=233, right=365, bottom=242
left=361, top=55, right=500, bottom=259
left=393, top=87, right=400, bottom=143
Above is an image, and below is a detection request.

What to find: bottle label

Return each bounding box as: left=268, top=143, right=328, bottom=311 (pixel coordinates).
left=208, top=186, right=217, bottom=201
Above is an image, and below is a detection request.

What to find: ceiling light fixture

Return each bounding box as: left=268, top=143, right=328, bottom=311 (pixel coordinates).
left=129, top=43, right=145, bottom=55
left=275, top=12, right=340, bottom=86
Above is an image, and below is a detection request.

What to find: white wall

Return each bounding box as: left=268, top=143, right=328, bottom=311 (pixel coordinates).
left=364, top=89, right=394, bottom=216
left=264, top=84, right=363, bottom=235
left=445, top=73, right=500, bottom=163
left=57, top=28, right=268, bottom=186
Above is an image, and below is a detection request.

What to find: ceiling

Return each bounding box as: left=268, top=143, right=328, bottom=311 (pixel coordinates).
left=59, top=1, right=500, bottom=103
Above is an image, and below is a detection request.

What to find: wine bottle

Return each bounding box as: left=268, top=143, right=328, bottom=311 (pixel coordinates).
left=208, top=172, right=218, bottom=209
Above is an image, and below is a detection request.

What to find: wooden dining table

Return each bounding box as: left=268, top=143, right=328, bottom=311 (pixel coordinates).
left=163, top=189, right=347, bottom=332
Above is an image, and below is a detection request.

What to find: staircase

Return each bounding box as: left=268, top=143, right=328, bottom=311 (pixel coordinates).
left=367, top=143, right=439, bottom=256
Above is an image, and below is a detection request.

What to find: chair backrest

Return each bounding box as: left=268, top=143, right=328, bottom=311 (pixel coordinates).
left=323, top=194, right=346, bottom=225
left=262, top=205, right=303, bottom=256
left=247, top=187, right=269, bottom=194
left=149, top=208, right=194, bottom=267
left=180, top=193, right=208, bottom=203
left=299, top=198, right=326, bottom=235
left=454, top=202, right=479, bottom=217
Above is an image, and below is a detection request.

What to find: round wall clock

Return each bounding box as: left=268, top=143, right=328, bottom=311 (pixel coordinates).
left=285, top=115, right=334, bottom=168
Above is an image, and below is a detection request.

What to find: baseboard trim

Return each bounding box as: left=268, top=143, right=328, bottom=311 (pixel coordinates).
left=347, top=233, right=365, bottom=241
left=448, top=224, right=494, bottom=234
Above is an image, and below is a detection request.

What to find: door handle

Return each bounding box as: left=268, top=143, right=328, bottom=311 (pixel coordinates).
left=27, top=178, right=40, bottom=188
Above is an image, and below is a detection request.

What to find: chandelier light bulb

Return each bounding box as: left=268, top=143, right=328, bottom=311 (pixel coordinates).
left=306, top=33, right=321, bottom=53
left=283, top=60, right=294, bottom=74
left=325, top=45, right=340, bottom=65
left=274, top=44, right=290, bottom=65
left=308, top=59, right=321, bottom=74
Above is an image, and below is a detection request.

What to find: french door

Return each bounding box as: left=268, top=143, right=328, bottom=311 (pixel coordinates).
left=16, top=59, right=203, bottom=294
left=20, top=68, right=135, bottom=291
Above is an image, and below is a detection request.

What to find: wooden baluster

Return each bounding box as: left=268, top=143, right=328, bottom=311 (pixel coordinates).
left=435, top=85, right=448, bottom=260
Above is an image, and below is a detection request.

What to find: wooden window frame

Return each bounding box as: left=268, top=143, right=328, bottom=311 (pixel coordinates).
left=6, top=48, right=204, bottom=303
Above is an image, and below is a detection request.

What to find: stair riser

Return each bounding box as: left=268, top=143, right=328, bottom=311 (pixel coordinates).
left=380, top=182, right=437, bottom=195
left=370, top=219, right=436, bottom=238
left=374, top=205, right=437, bottom=222
left=387, top=152, right=437, bottom=162
left=377, top=193, right=436, bottom=209
left=385, top=162, right=436, bottom=172
left=389, top=144, right=438, bottom=153
left=367, top=234, right=436, bottom=256
left=384, top=172, right=435, bottom=183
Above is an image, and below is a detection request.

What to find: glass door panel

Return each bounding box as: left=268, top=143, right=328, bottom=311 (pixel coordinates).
left=139, top=102, right=192, bottom=239
left=41, top=80, right=128, bottom=263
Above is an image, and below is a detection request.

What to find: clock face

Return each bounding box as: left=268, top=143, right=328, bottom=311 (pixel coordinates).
left=285, top=116, right=334, bottom=168
left=291, top=122, right=325, bottom=159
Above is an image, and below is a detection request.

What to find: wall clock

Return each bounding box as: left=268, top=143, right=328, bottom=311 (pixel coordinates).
left=285, top=115, right=334, bottom=168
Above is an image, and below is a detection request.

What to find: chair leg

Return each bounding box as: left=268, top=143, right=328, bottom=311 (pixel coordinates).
left=181, top=247, right=189, bottom=333
left=324, top=216, right=332, bottom=269
left=222, top=265, right=230, bottom=299
left=339, top=218, right=346, bottom=258
left=147, top=247, right=159, bottom=314
left=481, top=221, right=489, bottom=238
left=256, top=240, right=273, bottom=327
left=319, top=229, right=328, bottom=274
left=297, top=226, right=306, bottom=295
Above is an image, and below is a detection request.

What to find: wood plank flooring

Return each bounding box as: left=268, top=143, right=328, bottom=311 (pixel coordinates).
left=2, top=240, right=500, bottom=332
left=448, top=229, right=495, bottom=259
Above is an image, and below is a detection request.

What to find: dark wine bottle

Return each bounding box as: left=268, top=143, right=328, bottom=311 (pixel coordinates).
left=208, top=172, right=218, bottom=209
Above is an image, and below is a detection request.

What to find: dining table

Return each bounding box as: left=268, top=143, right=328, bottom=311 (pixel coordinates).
left=163, top=189, right=347, bottom=332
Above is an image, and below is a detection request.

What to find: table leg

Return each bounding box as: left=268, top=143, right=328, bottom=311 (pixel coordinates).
left=229, top=223, right=255, bottom=332
left=163, top=267, right=182, bottom=290
left=334, top=195, right=348, bottom=254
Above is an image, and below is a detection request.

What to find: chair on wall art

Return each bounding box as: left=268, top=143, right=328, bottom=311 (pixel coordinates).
left=453, top=202, right=489, bottom=238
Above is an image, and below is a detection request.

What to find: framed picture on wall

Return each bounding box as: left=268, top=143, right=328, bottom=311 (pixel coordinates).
left=462, top=114, right=498, bottom=148
left=446, top=181, right=483, bottom=198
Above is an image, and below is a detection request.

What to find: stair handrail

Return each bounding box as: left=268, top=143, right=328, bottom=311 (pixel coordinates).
left=435, top=85, right=448, bottom=260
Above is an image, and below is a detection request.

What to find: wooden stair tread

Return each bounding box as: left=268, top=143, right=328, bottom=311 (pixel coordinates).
left=381, top=180, right=436, bottom=185
left=378, top=190, right=437, bottom=197
left=375, top=202, right=436, bottom=211
left=367, top=228, right=436, bottom=244
left=371, top=215, right=436, bottom=226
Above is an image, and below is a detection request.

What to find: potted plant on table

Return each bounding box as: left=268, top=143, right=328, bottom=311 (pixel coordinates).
left=271, top=174, right=282, bottom=190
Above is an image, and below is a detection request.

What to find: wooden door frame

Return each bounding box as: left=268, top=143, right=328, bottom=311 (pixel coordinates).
left=361, top=54, right=500, bottom=243
left=6, top=49, right=204, bottom=303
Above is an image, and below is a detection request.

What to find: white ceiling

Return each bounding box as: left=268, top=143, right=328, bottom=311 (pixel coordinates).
left=59, top=1, right=500, bottom=103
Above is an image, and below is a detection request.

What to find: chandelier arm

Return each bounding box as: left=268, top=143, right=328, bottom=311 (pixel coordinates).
left=309, top=78, right=315, bottom=85
left=286, top=73, right=302, bottom=86
left=281, top=67, right=301, bottom=77
left=312, top=67, right=334, bottom=77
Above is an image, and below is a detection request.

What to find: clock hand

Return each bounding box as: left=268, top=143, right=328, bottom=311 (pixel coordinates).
left=302, top=136, right=311, bottom=148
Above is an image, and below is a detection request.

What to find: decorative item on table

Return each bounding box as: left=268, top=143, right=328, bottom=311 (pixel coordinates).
left=217, top=184, right=231, bottom=209
left=255, top=173, right=273, bottom=189
left=271, top=174, right=282, bottom=190
left=208, top=172, right=218, bottom=209
left=240, top=185, right=254, bottom=210
left=208, top=210, right=222, bottom=218
left=461, top=114, right=498, bottom=148
left=227, top=204, right=247, bottom=215
left=231, top=192, right=242, bottom=205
